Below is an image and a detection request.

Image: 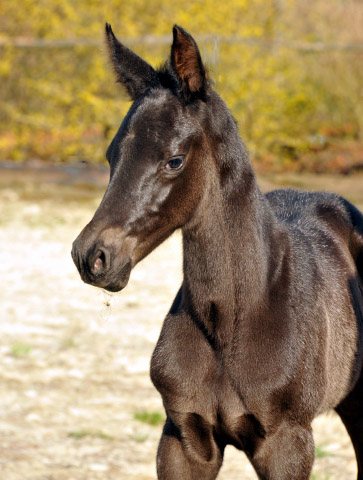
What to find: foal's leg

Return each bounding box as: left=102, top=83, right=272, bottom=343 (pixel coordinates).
left=336, top=376, right=363, bottom=480
left=249, top=421, right=315, bottom=480
left=156, top=415, right=224, bottom=480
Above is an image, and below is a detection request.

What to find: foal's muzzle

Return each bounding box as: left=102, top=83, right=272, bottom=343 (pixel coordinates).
left=71, top=226, right=135, bottom=292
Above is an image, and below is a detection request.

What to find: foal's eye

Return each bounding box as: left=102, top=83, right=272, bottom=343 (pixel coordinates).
left=165, top=156, right=184, bottom=172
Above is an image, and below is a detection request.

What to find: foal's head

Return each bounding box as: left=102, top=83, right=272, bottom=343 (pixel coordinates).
left=72, top=25, right=229, bottom=292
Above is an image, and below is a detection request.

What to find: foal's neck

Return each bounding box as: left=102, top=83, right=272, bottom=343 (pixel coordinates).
left=181, top=94, right=280, bottom=344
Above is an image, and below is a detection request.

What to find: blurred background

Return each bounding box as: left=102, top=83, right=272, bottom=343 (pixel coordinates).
left=0, top=1, right=362, bottom=479
left=1, top=0, right=363, bottom=172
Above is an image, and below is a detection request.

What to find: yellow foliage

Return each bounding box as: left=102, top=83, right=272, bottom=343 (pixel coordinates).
left=0, top=0, right=362, bottom=169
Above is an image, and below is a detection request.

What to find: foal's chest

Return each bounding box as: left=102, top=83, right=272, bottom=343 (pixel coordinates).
left=150, top=311, right=272, bottom=452
left=150, top=310, right=256, bottom=427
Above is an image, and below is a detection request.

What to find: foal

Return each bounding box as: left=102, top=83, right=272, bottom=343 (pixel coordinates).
left=72, top=24, right=363, bottom=480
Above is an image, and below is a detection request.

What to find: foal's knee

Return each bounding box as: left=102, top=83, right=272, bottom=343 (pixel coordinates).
left=251, top=422, right=315, bottom=480
left=157, top=415, right=223, bottom=480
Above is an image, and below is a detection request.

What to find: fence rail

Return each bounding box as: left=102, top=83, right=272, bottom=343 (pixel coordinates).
left=1, top=36, right=363, bottom=52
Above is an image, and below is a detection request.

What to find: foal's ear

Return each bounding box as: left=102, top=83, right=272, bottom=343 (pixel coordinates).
left=171, top=25, right=207, bottom=99
left=105, top=23, right=159, bottom=100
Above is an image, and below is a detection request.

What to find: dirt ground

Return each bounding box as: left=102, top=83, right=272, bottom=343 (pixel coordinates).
left=1, top=164, right=362, bottom=480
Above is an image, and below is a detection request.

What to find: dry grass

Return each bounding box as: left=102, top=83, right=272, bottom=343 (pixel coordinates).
left=0, top=166, right=362, bottom=479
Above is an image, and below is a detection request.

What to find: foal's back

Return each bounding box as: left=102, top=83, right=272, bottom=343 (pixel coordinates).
left=266, top=189, right=363, bottom=265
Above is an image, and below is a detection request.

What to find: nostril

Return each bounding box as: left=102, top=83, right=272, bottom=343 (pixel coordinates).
left=93, top=255, right=103, bottom=272
left=91, top=249, right=107, bottom=275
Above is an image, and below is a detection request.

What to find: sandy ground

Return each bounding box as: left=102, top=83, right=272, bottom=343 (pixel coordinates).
left=0, top=166, right=362, bottom=479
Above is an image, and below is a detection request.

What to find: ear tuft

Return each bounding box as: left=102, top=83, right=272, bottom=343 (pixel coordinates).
left=104, top=23, right=159, bottom=100
left=171, top=25, right=207, bottom=98
left=105, top=22, right=112, bottom=35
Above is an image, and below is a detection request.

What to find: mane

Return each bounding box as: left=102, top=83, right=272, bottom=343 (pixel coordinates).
left=156, top=62, right=180, bottom=93
left=156, top=61, right=211, bottom=102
